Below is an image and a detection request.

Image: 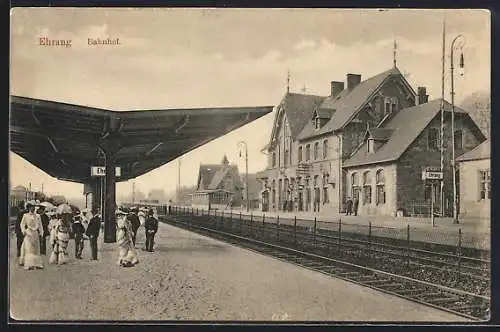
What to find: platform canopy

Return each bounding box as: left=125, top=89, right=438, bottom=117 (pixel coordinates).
left=10, top=96, right=273, bottom=183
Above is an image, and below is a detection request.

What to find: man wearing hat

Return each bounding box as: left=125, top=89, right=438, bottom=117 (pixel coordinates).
left=127, top=207, right=141, bottom=248
left=85, top=208, right=101, bottom=260
left=144, top=209, right=159, bottom=252
left=36, top=204, right=50, bottom=255
left=72, top=215, right=86, bottom=259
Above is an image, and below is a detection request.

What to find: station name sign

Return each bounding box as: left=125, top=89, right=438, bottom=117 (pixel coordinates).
left=91, top=166, right=121, bottom=177
left=422, top=167, right=443, bottom=180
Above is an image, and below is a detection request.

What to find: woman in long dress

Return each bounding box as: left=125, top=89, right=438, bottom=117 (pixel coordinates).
left=116, top=211, right=139, bottom=267
left=19, top=202, right=44, bottom=270
left=49, top=213, right=71, bottom=265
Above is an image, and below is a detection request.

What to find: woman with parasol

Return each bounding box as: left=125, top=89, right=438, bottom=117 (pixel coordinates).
left=116, top=209, right=139, bottom=267
left=49, top=203, right=73, bottom=265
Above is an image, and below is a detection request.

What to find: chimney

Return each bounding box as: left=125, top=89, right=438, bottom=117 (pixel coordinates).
left=346, top=73, right=361, bottom=90
left=330, top=81, right=344, bottom=97
left=417, top=86, right=429, bottom=104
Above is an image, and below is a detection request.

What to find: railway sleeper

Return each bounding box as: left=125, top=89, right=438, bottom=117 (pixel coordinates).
left=426, top=297, right=462, bottom=305
left=376, top=283, right=404, bottom=290
left=362, top=279, right=393, bottom=286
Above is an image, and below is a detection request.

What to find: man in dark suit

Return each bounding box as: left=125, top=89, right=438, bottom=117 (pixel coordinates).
left=127, top=208, right=141, bottom=247
left=85, top=208, right=101, bottom=260
left=144, top=209, right=158, bottom=252
left=37, top=205, right=50, bottom=255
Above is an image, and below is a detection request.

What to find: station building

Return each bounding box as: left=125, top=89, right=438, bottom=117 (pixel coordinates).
left=257, top=66, right=486, bottom=217
left=191, top=156, right=244, bottom=210
left=456, top=140, right=490, bottom=219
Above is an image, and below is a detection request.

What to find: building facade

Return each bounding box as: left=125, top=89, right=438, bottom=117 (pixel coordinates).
left=344, top=100, right=486, bottom=216
left=258, top=67, right=418, bottom=214
left=456, top=141, right=490, bottom=219
left=191, top=156, right=244, bottom=210
left=258, top=66, right=486, bottom=217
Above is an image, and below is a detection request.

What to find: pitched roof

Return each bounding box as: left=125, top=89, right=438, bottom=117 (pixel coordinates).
left=197, top=164, right=243, bottom=191
left=279, top=93, right=327, bottom=139
left=368, top=128, right=394, bottom=141
left=197, top=164, right=222, bottom=190
left=457, top=140, right=490, bottom=162
left=316, top=108, right=335, bottom=119
left=298, top=67, right=409, bottom=140
left=343, top=99, right=472, bottom=168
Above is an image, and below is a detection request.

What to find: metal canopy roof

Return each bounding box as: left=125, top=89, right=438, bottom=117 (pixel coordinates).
left=10, top=96, right=273, bottom=183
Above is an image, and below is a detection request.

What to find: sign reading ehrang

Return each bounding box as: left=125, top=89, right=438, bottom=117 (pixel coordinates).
left=91, top=166, right=121, bottom=177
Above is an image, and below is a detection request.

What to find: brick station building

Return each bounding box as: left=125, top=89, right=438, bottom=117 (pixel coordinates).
left=257, top=66, right=486, bottom=217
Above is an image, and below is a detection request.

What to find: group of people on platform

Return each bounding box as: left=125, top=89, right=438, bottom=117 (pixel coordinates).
left=15, top=200, right=102, bottom=270
left=15, top=201, right=160, bottom=270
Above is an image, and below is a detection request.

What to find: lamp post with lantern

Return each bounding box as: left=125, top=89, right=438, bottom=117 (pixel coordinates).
left=238, top=141, right=249, bottom=212
left=450, top=34, right=465, bottom=224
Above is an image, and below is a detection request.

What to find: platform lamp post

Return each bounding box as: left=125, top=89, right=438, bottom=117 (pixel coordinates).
left=450, top=34, right=465, bottom=224
left=238, top=141, right=249, bottom=212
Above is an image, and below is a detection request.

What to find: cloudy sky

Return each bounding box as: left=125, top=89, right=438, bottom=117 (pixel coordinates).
left=10, top=8, right=490, bottom=200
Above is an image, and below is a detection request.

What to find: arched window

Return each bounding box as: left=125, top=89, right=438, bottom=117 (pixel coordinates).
left=284, top=149, right=289, bottom=166
left=363, top=171, right=372, bottom=204
left=376, top=169, right=386, bottom=204
left=351, top=172, right=359, bottom=199
left=322, top=173, right=329, bottom=203
left=323, top=140, right=328, bottom=159
left=306, top=144, right=311, bottom=161
left=351, top=172, right=359, bottom=187
left=272, top=152, right=276, bottom=167
left=278, top=179, right=283, bottom=207
left=272, top=179, right=276, bottom=204
left=298, top=146, right=303, bottom=163
left=284, top=178, right=289, bottom=200
left=427, top=128, right=439, bottom=151
left=314, top=142, right=319, bottom=160
left=454, top=130, right=463, bottom=150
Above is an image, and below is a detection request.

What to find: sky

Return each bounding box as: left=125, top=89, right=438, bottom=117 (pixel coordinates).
left=9, top=8, right=490, bottom=200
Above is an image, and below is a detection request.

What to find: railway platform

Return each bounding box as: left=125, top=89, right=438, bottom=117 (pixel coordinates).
left=9, top=223, right=469, bottom=322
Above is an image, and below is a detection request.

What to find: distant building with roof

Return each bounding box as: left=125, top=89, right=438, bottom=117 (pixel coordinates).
left=191, top=155, right=244, bottom=210
left=456, top=140, right=490, bottom=219
left=257, top=66, right=486, bottom=217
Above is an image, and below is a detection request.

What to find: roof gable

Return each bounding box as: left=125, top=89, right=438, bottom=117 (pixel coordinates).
left=298, top=67, right=415, bottom=141
left=457, top=140, right=490, bottom=162
left=344, top=99, right=474, bottom=167
left=269, top=93, right=326, bottom=147
left=197, top=164, right=222, bottom=190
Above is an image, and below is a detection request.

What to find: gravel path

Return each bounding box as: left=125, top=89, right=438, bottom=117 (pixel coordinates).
left=9, top=224, right=469, bottom=322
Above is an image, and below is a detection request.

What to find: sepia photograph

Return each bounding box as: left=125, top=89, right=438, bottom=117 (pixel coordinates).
left=9, top=8, right=490, bottom=322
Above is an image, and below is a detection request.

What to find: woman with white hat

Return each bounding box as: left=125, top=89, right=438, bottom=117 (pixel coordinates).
left=49, top=209, right=72, bottom=265
left=116, top=209, right=139, bottom=267
left=19, top=200, right=44, bottom=270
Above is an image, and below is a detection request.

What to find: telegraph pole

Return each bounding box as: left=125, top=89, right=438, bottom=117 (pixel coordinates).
left=450, top=34, right=465, bottom=224
left=238, top=141, right=249, bottom=212
left=440, top=18, right=446, bottom=216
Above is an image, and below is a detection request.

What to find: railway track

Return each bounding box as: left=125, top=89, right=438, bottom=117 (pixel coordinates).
left=201, top=214, right=490, bottom=295
left=162, top=216, right=490, bottom=321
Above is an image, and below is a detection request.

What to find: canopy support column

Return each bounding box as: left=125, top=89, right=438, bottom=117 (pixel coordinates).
left=104, top=153, right=117, bottom=243
left=91, top=178, right=101, bottom=213
left=101, top=139, right=121, bottom=243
